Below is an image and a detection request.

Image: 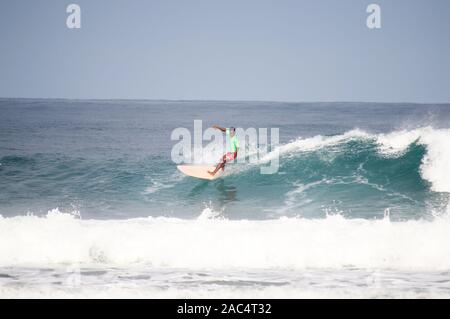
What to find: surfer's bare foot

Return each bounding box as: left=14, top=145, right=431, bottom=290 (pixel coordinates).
left=208, top=171, right=215, bottom=176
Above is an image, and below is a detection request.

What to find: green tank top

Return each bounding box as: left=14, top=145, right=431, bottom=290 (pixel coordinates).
left=226, top=128, right=239, bottom=153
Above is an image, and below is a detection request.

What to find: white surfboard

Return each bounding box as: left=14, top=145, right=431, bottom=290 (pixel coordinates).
left=177, top=165, right=222, bottom=180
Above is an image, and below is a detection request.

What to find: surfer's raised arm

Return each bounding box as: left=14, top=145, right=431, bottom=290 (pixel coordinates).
left=212, top=125, right=226, bottom=132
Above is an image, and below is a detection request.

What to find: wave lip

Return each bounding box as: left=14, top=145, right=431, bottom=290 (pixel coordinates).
left=375, top=127, right=450, bottom=193
left=2, top=209, right=450, bottom=270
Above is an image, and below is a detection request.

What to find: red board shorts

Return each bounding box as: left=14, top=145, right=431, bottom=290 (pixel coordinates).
left=226, top=152, right=237, bottom=161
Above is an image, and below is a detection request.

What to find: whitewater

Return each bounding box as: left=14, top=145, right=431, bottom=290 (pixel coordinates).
left=2, top=207, right=450, bottom=270
left=2, top=206, right=450, bottom=298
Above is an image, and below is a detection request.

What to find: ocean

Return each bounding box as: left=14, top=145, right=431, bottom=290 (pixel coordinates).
left=1, top=98, right=450, bottom=298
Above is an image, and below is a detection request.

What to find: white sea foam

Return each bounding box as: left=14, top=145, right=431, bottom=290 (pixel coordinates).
left=258, top=129, right=369, bottom=164
left=3, top=278, right=448, bottom=298
left=1, top=208, right=450, bottom=270
left=273, top=180, right=324, bottom=215
left=144, top=172, right=184, bottom=194
left=197, top=204, right=223, bottom=220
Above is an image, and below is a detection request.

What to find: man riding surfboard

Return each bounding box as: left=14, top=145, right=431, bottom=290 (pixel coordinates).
left=208, top=125, right=239, bottom=176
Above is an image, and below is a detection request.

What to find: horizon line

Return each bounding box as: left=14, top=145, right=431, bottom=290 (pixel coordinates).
left=0, top=96, right=450, bottom=105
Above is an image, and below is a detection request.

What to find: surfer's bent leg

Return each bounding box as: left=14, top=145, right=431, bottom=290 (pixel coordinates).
left=209, top=155, right=227, bottom=176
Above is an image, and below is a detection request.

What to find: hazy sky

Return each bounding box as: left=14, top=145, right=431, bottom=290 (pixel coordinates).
left=0, top=0, right=449, bottom=102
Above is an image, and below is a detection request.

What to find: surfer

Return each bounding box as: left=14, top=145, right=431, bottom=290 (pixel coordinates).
left=208, top=125, right=239, bottom=176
